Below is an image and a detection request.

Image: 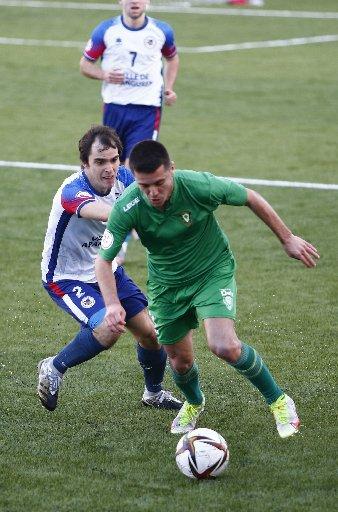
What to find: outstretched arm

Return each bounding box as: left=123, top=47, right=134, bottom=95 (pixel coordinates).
left=246, top=188, right=320, bottom=268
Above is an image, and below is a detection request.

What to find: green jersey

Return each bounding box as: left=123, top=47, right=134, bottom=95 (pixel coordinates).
left=100, top=170, right=247, bottom=286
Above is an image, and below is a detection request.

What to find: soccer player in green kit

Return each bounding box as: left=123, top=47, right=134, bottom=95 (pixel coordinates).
left=96, top=140, right=319, bottom=438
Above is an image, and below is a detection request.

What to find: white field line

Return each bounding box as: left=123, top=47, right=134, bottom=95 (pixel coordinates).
left=0, top=0, right=338, bottom=19
left=0, top=37, right=84, bottom=48
left=0, top=161, right=79, bottom=172
left=1, top=35, right=338, bottom=53
left=179, top=35, right=338, bottom=53
left=1, top=160, right=337, bottom=190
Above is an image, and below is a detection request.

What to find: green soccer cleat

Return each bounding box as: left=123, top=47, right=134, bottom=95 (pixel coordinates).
left=171, top=394, right=205, bottom=434
left=270, top=393, right=300, bottom=438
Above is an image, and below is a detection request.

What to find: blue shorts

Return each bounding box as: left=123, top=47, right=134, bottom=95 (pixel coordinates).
left=103, top=103, right=162, bottom=161
left=43, top=266, right=148, bottom=329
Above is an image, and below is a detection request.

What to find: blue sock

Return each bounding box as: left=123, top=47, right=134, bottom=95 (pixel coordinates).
left=136, top=343, right=167, bottom=393
left=53, top=327, right=106, bottom=374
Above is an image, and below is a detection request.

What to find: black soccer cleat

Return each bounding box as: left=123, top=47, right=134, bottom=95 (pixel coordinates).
left=142, top=389, right=183, bottom=410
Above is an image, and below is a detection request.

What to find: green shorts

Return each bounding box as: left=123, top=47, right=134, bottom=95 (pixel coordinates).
left=148, top=258, right=236, bottom=345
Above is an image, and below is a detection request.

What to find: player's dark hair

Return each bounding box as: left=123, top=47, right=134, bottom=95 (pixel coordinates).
left=129, top=140, right=171, bottom=174
left=78, top=125, right=123, bottom=165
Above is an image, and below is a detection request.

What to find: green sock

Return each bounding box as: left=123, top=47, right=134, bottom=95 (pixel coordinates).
left=229, top=342, right=283, bottom=405
left=172, top=363, right=204, bottom=405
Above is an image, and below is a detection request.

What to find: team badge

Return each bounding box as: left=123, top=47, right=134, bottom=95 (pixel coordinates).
left=180, top=211, right=192, bottom=225
left=81, top=296, right=96, bottom=309
left=144, top=36, right=156, bottom=49
left=115, top=37, right=122, bottom=46
left=101, top=229, right=114, bottom=249
left=220, top=289, right=233, bottom=311
left=76, top=191, right=93, bottom=199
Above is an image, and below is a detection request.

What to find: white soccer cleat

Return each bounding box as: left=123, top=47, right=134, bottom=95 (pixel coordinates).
left=270, top=394, right=300, bottom=438
left=37, top=357, right=63, bottom=411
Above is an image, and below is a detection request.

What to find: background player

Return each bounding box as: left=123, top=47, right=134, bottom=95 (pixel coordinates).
left=38, top=127, right=182, bottom=412
left=95, top=140, right=320, bottom=439
left=80, top=0, right=179, bottom=264
left=80, top=0, right=179, bottom=168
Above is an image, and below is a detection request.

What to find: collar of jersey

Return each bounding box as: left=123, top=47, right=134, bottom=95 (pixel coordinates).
left=120, top=15, right=149, bottom=31
left=81, top=171, right=112, bottom=198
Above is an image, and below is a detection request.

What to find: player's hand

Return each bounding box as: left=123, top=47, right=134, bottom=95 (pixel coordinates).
left=164, top=89, right=177, bottom=106
left=105, top=303, right=126, bottom=333
left=283, top=234, right=320, bottom=268
left=103, top=69, right=125, bottom=84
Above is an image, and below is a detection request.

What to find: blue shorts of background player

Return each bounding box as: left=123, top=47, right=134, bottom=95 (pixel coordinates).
left=38, top=266, right=182, bottom=412
left=103, top=103, right=161, bottom=163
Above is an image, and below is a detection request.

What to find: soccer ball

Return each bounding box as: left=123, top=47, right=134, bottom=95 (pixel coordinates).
left=175, top=428, right=229, bottom=479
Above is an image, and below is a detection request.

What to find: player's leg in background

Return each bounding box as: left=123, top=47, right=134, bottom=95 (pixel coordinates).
left=122, top=105, right=161, bottom=168
left=119, top=269, right=182, bottom=410
left=126, top=309, right=181, bottom=410
left=115, top=105, right=159, bottom=261
left=102, top=103, right=128, bottom=162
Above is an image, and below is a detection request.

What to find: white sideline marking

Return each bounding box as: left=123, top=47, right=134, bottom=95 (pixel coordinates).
left=0, top=0, right=338, bottom=19
left=0, top=160, right=79, bottom=172
left=179, top=35, right=338, bottom=53
left=1, top=160, right=337, bottom=190
left=0, top=37, right=84, bottom=48
left=227, top=177, right=338, bottom=191
left=1, top=35, right=338, bottom=53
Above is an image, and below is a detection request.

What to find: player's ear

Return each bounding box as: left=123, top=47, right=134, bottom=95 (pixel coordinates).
left=171, top=161, right=176, bottom=172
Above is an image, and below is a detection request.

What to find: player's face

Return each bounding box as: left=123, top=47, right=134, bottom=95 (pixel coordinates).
left=120, top=0, right=148, bottom=20
left=84, top=140, right=120, bottom=195
left=135, top=164, right=174, bottom=209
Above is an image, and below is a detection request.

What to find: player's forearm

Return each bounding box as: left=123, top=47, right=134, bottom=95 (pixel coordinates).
left=80, top=202, right=112, bottom=221
left=246, top=188, right=292, bottom=244
left=95, top=256, right=120, bottom=307
left=80, top=56, right=105, bottom=81
left=164, top=54, right=179, bottom=90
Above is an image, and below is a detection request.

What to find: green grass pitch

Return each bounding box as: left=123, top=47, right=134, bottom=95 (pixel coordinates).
left=0, top=1, right=337, bottom=511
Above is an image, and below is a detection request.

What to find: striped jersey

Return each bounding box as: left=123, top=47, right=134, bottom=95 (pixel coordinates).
left=41, top=166, right=134, bottom=283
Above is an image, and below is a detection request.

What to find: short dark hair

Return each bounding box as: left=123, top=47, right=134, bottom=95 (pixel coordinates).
left=78, top=125, right=123, bottom=165
left=129, top=140, right=171, bottom=174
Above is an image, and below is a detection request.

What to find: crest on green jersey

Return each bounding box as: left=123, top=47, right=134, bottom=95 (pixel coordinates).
left=180, top=211, right=192, bottom=226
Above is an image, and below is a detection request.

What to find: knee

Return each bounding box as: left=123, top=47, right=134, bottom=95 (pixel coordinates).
left=169, top=353, right=194, bottom=374
left=209, top=336, right=242, bottom=363
left=138, top=327, right=159, bottom=350
left=92, top=326, right=120, bottom=349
